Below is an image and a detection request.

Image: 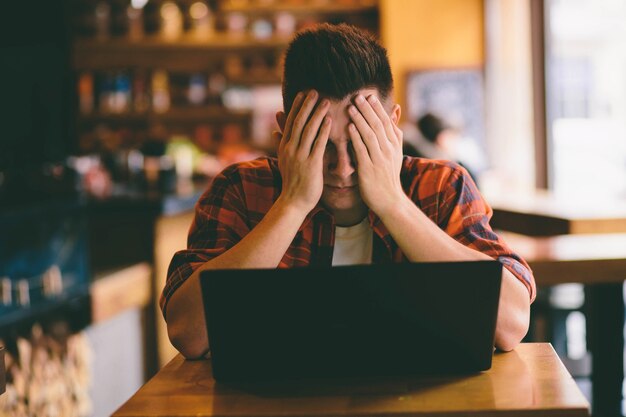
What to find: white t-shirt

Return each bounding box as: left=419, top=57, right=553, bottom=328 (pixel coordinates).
left=331, top=218, right=373, bottom=266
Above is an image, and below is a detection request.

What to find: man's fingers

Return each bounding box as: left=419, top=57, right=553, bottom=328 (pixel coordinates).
left=348, top=122, right=371, bottom=165
left=290, top=90, right=319, bottom=149
left=354, top=94, right=386, bottom=141
left=299, top=98, right=330, bottom=156
left=366, top=95, right=398, bottom=146
left=311, top=116, right=331, bottom=162
left=348, top=104, right=381, bottom=160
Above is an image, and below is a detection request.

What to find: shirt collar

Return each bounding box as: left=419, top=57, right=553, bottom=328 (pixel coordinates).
left=298, top=202, right=391, bottom=241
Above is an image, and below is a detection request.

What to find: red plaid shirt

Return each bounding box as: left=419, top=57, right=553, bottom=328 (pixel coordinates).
left=160, top=156, right=536, bottom=318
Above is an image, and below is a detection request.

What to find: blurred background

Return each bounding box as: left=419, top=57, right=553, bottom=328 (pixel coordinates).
left=1, top=0, right=626, bottom=416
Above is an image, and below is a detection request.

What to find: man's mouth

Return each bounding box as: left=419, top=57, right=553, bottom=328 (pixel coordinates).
left=326, top=184, right=357, bottom=192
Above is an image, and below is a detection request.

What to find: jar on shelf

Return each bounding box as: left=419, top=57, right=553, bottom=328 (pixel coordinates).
left=189, top=1, right=215, bottom=38
left=160, top=2, right=183, bottom=40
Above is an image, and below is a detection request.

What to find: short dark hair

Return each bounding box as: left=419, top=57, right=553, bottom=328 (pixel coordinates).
left=282, top=23, right=393, bottom=113
left=417, top=113, right=449, bottom=144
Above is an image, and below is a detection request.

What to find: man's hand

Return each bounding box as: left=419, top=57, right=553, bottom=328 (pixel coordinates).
left=348, top=94, right=404, bottom=216
left=275, top=90, right=332, bottom=214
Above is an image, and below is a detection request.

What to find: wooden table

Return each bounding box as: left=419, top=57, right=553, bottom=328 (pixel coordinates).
left=486, top=190, right=626, bottom=236
left=500, top=231, right=626, bottom=417
left=499, top=232, right=626, bottom=286
left=114, top=343, right=589, bottom=417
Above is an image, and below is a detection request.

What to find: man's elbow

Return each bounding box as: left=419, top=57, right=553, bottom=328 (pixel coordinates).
left=167, top=322, right=209, bottom=359
left=495, top=311, right=530, bottom=352
left=495, top=331, right=524, bottom=352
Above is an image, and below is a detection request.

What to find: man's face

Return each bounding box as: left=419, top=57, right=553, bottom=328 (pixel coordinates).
left=319, top=88, right=398, bottom=225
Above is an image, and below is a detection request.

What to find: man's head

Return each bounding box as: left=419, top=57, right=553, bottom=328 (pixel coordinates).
left=279, top=24, right=400, bottom=225
left=282, top=23, right=394, bottom=115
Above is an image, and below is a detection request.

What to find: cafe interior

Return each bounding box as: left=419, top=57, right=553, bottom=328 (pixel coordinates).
left=1, top=0, right=626, bottom=416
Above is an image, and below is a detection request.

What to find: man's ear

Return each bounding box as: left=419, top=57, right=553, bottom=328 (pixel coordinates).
left=390, top=104, right=401, bottom=125
left=276, top=111, right=286, bottom=133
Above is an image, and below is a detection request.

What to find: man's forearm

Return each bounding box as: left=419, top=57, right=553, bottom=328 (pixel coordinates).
left=166, top=197, right=308, bottom=358
left=377, top=195, right=530, bottom=351
left=378, top=195, right=490, bottom=263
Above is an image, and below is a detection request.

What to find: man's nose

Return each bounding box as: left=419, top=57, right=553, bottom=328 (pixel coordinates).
left=330, top=148, right=356, bottom=178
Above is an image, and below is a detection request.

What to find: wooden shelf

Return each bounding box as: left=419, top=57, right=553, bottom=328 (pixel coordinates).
left=73, top=34, right=290, bottom=71
left=219, top=2, right=378, bottom=15
left=227, top=73, right=281, bottom=85
left=78, top=107, right=252, bottom=125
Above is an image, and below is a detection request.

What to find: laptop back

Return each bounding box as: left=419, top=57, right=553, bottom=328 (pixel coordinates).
left=200, top=261, right=502, bottom=381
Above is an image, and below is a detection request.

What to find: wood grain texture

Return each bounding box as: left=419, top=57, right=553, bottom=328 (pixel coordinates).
left=113, top=343, right=589, bottom=417
left=499, top=232, right=626, bottom=285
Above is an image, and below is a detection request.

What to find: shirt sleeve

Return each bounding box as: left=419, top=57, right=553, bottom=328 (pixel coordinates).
left=436, top=164, right=536, bottom=302
left=159, top=165, right=251, bottom=319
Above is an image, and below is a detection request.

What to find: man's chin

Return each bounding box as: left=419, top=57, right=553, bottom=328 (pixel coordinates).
left=321, top=193, right=366, bottom=214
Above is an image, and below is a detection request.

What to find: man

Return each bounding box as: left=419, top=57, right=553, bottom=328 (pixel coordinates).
left=162, top=24, right=536, bottom=359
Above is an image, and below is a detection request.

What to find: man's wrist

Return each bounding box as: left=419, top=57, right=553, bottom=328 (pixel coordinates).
left=273, top=195, right=313, bottom=222
left=374, top=191, right=414, bottom=222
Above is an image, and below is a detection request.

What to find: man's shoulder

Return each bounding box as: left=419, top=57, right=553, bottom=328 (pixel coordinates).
left=197, top=157, right=280, bottom=214
left=402, top=156, right=467, bottom=181
left=400, top=156, right=476, bottom=203
left=212, top=157, right=280, bottom=194
left=218, top=156, right=279, bottom=181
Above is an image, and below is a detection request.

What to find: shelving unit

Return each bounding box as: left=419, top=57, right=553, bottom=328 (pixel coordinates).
left=63, top=0, right=379, bottom=368
left=69, top=0, right=379, bottom=154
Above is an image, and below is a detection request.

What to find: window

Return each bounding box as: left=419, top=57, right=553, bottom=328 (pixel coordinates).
left=546, top=0, right=626, bottom=198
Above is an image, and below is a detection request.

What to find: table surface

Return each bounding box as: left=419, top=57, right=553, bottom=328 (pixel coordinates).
left=113, top=343, right=589, bottom=417
left=499, top=231, right=626, bottom=285
left=484, top=189, right=626, bottom=235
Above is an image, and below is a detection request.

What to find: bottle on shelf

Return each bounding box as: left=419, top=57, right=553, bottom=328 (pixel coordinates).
left=160, top=2, right=183, bottom=40
left=112, top=72, right=132, bottom=113
left=251, top=18, right=273, bottom=40
left=189, top=1, right=215, bottom=38
left=94, top=1, right=111, bottom=40
left=152, top=70, right=171, bottom=113
left=274, top=12, right=296, bottom=37
left=98, top=73, right=115, bottom=113
left=188, top=73, right=208, bottom=106
left=208, top=71, right=227, bottom=105
left=126, top=4, right=144, bottom=40
left=78, top=72, right=94, bottom=115
left=133, top=70, right=150, bottom=113
left=226, top=12, right=248, bottom=37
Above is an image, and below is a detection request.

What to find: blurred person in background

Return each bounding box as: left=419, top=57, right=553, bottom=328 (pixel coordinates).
left=403, top=112, right=482, bottom=186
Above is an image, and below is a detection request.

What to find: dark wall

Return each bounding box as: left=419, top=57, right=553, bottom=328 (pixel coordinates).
left=0, top=1, right=72, bottom=178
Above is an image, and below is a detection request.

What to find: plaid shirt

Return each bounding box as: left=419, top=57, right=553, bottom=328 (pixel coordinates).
left=161, top=156, right=536, bottom=318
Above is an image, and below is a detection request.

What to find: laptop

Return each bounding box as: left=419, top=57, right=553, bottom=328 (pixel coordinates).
left=200, top=261, right=502, bottom=382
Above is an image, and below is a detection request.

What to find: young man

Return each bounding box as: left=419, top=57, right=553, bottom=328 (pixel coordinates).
left=161, top=24, right=536, bottom=359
